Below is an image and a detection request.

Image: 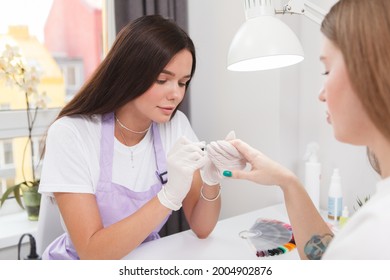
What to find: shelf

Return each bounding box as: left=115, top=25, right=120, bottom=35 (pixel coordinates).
left=0, top=212, right=38, bottom=249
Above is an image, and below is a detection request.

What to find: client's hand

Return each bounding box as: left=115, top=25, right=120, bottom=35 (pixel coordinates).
left=201, top=131, right=246, bottom=185
left=157, top=136, right=207, bottom=211
left=223, top=139, right=295, bottom=188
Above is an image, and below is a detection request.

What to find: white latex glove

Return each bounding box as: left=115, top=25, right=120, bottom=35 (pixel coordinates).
left=206, top=131, right=247, bottom=180
left=157, top=136, right=207, bottom=211
left=200, top=131, right=244, bottom=185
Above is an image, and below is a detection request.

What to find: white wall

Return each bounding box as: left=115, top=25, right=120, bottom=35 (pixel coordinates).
left=188, top=0, right=293, bottom=219
left=188, top=0, right=379, bottom=220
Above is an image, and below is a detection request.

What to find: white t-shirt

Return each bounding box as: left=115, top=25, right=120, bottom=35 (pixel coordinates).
left=323, top=177, right=390, bottom=259
left=39, top=111, right=198, bottom=195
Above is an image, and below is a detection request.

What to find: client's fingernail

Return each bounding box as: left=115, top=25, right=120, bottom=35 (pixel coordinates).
left=223, top=170, right=232, bottom=177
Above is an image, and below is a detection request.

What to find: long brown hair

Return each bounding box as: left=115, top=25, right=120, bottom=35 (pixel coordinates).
left=57, top=15, right=196, bottom=119
left=321, top=0, right=390, bottom=175
left=321, top=0, right=390, bottom=141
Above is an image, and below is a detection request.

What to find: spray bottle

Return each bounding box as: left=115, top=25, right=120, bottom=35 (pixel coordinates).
left=327, top=168, right=343, bottom=222
left=304, top=142, right=321, bottom=210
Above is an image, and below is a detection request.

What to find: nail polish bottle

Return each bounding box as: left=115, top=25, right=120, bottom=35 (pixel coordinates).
left=339, top=206, right=349, bottom=228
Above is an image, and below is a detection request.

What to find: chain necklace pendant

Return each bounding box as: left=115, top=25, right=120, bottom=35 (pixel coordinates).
left=130, top=150, right=135, bottom=168
left=117, top=120, right=136, bottom=168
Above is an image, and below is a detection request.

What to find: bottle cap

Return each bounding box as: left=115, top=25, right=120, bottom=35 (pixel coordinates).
left=304, top=142, right=319, bottom=163
left=328, top=168, right=343, bottom=197
left=331, top=168, right=341, bottom=185
left=342, top=206, right=349, bottom=218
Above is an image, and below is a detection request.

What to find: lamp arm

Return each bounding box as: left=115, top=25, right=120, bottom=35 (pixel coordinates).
left=275, top=0, right=326, bottom=25
left=303, top=1, right=327, bottom=25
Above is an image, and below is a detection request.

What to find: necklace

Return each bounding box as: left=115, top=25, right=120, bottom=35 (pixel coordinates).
left=115, top=115, right=150, bottom=134
left=116, top=123, right=136, bottom=168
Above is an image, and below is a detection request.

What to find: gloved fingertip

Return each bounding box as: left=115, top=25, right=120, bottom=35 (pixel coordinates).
left=217, top=140, right=242, bottom=158
left=198, top=153, right=209, bottom=166
left=225, top=131, right=236, bottom=141
left=209, top=141, right=220, bottom=150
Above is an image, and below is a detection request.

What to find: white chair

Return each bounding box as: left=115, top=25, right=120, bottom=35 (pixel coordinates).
left=36, top=194, right=64, bottom=256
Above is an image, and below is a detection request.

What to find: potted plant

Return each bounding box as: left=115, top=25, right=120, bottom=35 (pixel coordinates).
left=0, top=44, right=48, bottom=220
left=1, top=180, right=41, bottom=221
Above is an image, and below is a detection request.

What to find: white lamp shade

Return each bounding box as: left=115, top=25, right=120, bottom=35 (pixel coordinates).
left=227, top=15, right=304, bottom=71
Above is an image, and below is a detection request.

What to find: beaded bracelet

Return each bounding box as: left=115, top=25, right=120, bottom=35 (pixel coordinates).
left=200, top=185, right=221, bottom=202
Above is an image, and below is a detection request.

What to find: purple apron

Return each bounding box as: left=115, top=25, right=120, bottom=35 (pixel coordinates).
left=42, top=113, right=171, bottom=259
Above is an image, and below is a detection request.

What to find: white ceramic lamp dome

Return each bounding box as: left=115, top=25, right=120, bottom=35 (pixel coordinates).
left=227, top=0, right=304, bottom=71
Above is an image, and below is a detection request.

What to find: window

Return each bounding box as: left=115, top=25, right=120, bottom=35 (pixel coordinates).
left=56, top=57, right=84, bottom=101
left=1, top=140, right=14, bottom=166
left=0, top=112, right=58, bottom=200
left=0, top=0, right=103, bottom=215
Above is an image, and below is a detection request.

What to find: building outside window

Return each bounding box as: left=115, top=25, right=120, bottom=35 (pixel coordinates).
left=0, top=0, right=102, bottom=211
left=55, top=56, right=84, bottom=101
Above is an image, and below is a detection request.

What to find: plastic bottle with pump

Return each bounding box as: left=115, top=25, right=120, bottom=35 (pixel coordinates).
left=304, top=142, right=321, bottom=210
left=328, top=168, right=343, bottom=222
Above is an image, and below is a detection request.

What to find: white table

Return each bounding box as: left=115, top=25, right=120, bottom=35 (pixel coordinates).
left=124, top=203, right=300, bottom=260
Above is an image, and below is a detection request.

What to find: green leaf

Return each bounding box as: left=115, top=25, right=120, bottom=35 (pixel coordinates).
left=13, top=187, right=24, bottom=209
left=0, top=183, right=24, bottom=209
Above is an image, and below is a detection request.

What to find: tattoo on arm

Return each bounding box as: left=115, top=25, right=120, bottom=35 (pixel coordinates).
left=304, top=233, right=334, bottom=260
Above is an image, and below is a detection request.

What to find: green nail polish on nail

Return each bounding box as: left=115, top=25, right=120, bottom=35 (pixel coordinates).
left=223, top=170, right=232, bottom=177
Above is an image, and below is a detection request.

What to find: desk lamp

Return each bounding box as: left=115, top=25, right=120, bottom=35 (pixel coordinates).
left=227, top=0, right=326, bottom=71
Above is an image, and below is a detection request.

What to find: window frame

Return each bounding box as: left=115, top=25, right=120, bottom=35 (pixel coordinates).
left=0, top=108, right=60, bottom=216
